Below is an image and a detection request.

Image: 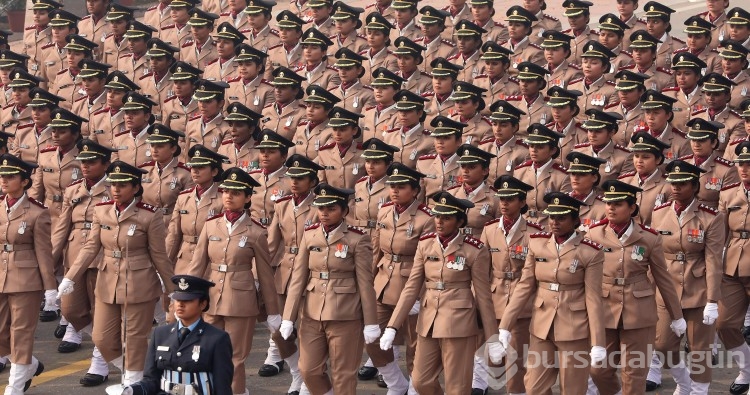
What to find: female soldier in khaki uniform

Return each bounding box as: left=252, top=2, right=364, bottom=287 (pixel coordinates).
left=587, top=180, right=686, bottom=395
left=316, top=107, right=367, bottom=192
left=166, top=146, right=226, bottom=275
left=618, top=132, right=672, bottom=226
left=58, top=161, right=176, bottom=387
left=478, top=175, right=541, bottom=395
left=11, top=88, right=62, bottom=163
left=186, top=167, right=280, bottom=395
left=291, top=85, right=341, bottom=162
left=0, top=155, right=56, bottom=395
left=478, top=100, right=529, bottom=182
left=416, top=116, right=465, bottom=202
left=217, top=102, right=264, bottom=173
left=566, top=152, right=607, bottom=232
left=49, top=140, right=114, bottom=386
left=280, top=184, right=380, bottom=395
left=378, top=191, right=497, bottom=395
left=650, top=160, right=726, bottom=395
left=353, top=138, right=399, bottom=232
left=111, top=92, right=159, bottom=166
left=449, top=144, right=500, bottom=237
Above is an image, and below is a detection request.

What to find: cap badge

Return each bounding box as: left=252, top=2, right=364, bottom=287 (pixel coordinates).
left=502, top=181, right=508, bottom=188
left=263, top=134, right=269, bottom=141
left=610, top=185, right=615, bottom=192
left=440, top=197, right=446, bottom=204
left=638, top=136, right=644, bottom=143
left=393, top=168, right=399, bottom=174
left=231, top=173, right=237, bottom=180
left=675, top=166, right=681, bottom=172
left=553, top=197, right=560, bottom=204
left=178, top=278, right=189, bottom=290
left=56, top=113, right=61, bottom=119
left=464, top=149, right=469, bottom=155
left=293, top=160, right=300, bottom=167
left=321, top=189, right=327, bottom=196
left=2, top=160, right=6, bottom=165
left=114, top=166, right=120, bottom=173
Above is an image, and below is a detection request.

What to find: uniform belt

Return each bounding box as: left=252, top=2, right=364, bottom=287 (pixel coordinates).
left=50, top=194, right=63, bottom=202
left=355, top=219, right=377, bottom=228
left=72, top=222, right=93, bottom=230
left=161, top=382, right=196, bottom=395
left=664, top=252, right=703, bottom=262
left=494, top=270, right=520, bottom=280
left=425, top=280, right=471, bottom=290
left=1, top=244, right=33, bottom=252
left=161, top=371, right=211, bottom=395
left=286, top=246, right=299, bottom=254
left=183, top=236, right=199, bottom=244
left=104, top=249, right=149, bottom=258
left=386, top=254, right=413, bottom=262
left=733, top=231, right=750, bottom=239
left=211, top=263, right=252, bottom=272
left=537, top=281, right=583, bottom=291
left=311, top=271, right=354, bottom=279
left=602, top=273, right=649, bottom=285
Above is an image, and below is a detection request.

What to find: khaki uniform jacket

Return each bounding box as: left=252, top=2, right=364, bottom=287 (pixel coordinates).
left=295, top=62, right=341, bottom=92
left=450, top=112, right=492, bottom=145
left=728, top=71, right=750, bottom=110
left=218, top=11, right=251, bottom=32
left=139, top=160, right=194, bottom=218
left=621, top=15, right=647, bottom=48
left=311, top=18, right=336, bottom=38
left=382, top=124, right=435, bottom=169
left=588, top=219, right=683, bottom=329
left=203, top=58, right=240, bottom=82
left=449, top=182, right=501, bottom=237
left=607, top=101, right=646, bottom=147
left=143, top=4, right=173, bottom=35
left=655, top=35, right=685, bottom=70
left=440, top=4, right=472, bottom=41
left=618, top=63, right=674, bottom=92
left=680, top=153, right=739, bottom=208
left=246, top=25, right=282, bottom=53
left=651, top=199, right=725, bottom=308
left=388, top=232, right=496, bottom=339
left=316, top=142, right=366, bottom=189
left=218, top=138, right=260, bottom=172
left=102, top=34, right=131, bottom=70
left=502, top=39, right=544, bottom=78
left=77, top=14, right=111, bottom=61
left=188, top=213, right=279, bottom=317
left=360, top=49, right=398, bottom=87
left=505, top=94, right=552, bottom=139
left=328, top=32, right=369, bottom=57
left=415, top=36, right=458, bottom=74
left=70, top=92, right=107, bottom=138
left=515, top=160, right=571, bottom=226
left=529, top=12, right=562, bottom=45
left=499, top=231, right=605, bottom=345
left=90, top=108, right=126, bottom=148
left=160, top=24, right=192, bottom=49
left=30, top=146, right=82, bottom=221
left=0, top=195, right=56, bottom=293
left=573, top=141, right=635, bottom=184
left=568, top=76, right=618, bottom=122
left=674, top=47, right=722, bottom=75
left=482, top=217, right=543, bottom=319
left=563, top=27, right=598, bottom=66
left=52, top=69, right=85, bottom=110
left=118, top=53, right=151, bottom=83
left=283, top=223, right=377, bottom=324
left=165, top=183, right=223, bottom=275
left=180, top=38, right=219, bottom=71
left=23, top=25, right=52, bottom=75
left=547, top=61, right=583, bottom=90
left=39, top=43, right=65, bottom=90
left=448, top=51, right=485, bottom=82
left=693, top=107, right=746, bottom=153
left=416, top=154, right=461, bottom=202
left=331, top=81, right=376, bottom=114
left=140, top=73, right=174, bottom=123
left=183, top=114, right=231, bottom=160
left=0, top=86, right=10, bottom=109
left=267, top=193, right=318, bottom=294
left=112, top=127, right=154, bottom=165
left=719, top=182, right=750, bottom=276
left=267, top=43, right=304, bottom=74
left=371, top=201, right=434, bottom=305
left=630, top=125, right=691, bottom=164
left=225, top=76, right=275, bottom=114
left=477, top=19, right=508, bottom=44
left=361, top=104, right=398, bottom=142
left=66, top=199, right=176, bottom=304
left=606, top=48, right=634, bottom=81
left=291, top=120, right=332, bottom=161
left=475, top=74, right=521, bottom=113
left=10, top=123, right=53, bottom=163
left=202, top=0, right=229, bottom=14
left=0, top=104, right=33, bottom=140
left=478, top=137, right=529, bottom=182
left=619, top=169, right=671, bottom=226
left=249, top=166, right=292, bottom=226
left=576, top=191, right=607, bottom=232
left=423, top=92, right=456, bottom=129
left=352, top=176, right=390, bottom=231
left=390, top=21, right=423, bottom=45
left=261, top=100, right=307, bottom=141
left=50, top=178, right=111, bottom=268
left=288, top=0, right=314, bottom=24
left=662, top=86, right=707, bottom=133
left=548, top=120, right=587, bottom=168
left=725, top=137, right=750, bottom=162
left=698, top=11, right=728, bottom=50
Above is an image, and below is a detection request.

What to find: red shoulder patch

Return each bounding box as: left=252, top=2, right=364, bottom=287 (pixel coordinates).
left=96, top=200, right=115, bottom=206
left=226, top=76, right=242, bottom=83
left=305, top=222, right=321, bottom=231
left=569, top=77, right=584, bottom=85
left=319, top=142, right=336, bottom=150
left=653, top=201, right=671, bottom=211
left=74, top=95, right=88, bottom=102
left=551, top=162, right=567, bottom=172
left=672, top=128, right=687, bottom=138
left=574, top=142, right=591, bottom=149
left=138, top=160, right=156, bottom=168
left=40, top=146, right=57, bottom=153
left=136, top=201, right=158, bottom=212
left=618, top=171, right=636, bottom=180
left=691, top=108, right=707, bottom=116
left=92, top=107, right=110, bottom=116
left=347, top=225, right=366, bottom=235
left=418, top=154, right=437, bottom=160
left=381, top=201, right=395, bottom=208
left=119, top=53, right=133, bottom=59
left=27, top=197, right=46, bottom=209
left=699, top=204, right=718, bottom=215
left=656, top=67, right=673, bottom=75
left=722, top=181, right=741, bottom=191
left=589, top=218, right=608, bottom=229
left=179, top=186, right=196, bottom=195
left=714, top=156, right=732, bottom=167
left=581, top=238, right=603, bottom=250
left=419, top=231, right=436, bottom=241
left=189, top=113, right=202, bottom=121
left=463, top=235, right=484, bottom=249
left=356, top=176, right=369, bottom=184
left=16, top=122, right=34, bottom=130
left=176, top=162, right=190, bottom=171
left=41, top=42, right=55, bottom=50
left=67, top=178, right=85, bottom=188
left=478, top=136, right=495, bottom=145
left=252, top=218, right=268, bottom=228
left=604, top=101, right=619, bottom=109
left=206, top=212, right=223, bottom=221
left=639, top=223, right=658, bottom=235
left=526, top=220, right=543, bottom=231
left=515, top=160, right=532, bottom=170
left=182, top=41, right=194, bottom=48
left=418, top=203, right=432, bottom=216
left=661, top=86, right=679, bottom=92
left=530, top=231, right=551, bottom=238
left=139, top=72, right=153, bottom=80
left=206, top=58, right=219, bottom=66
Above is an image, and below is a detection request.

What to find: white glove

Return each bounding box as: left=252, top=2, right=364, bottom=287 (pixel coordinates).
left=703, top=302, right=719, bottom=325
left=498, top=329, right=511, bottom=349
left=43, top=289, right=58, bottom=310
left=57, top=278, right=75, bottom=296
left=120, top=386, right=134, bottom=395
left=254, top=280, right=259, bottom=290
left=363, top=324, right=381, bottom=344
left=379, top=327, right=397, bottom=350
left=487, top=341, right=506, bottom=364
left=279, top=320, right=294, bottom=340
left=408, top=300, right=420, bottom=315
left=266, top=314, right=282, bottom=332
left=590, top=346, right=606, bottom=365
left=670, top=318, right=687, bottom=337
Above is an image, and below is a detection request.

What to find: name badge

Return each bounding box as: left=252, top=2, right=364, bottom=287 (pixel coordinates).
left=427, top=256, right=440, bottom=261
left=659, top=230, right=672, bottom=235
left=535, top=257, right=547, bottom=262
left=209, top=236, right=221, bottom=241
left=179, top=210, right=188, bottom=214
left=157, top=346, right=170, bottom=351
left=102, top=225, right=111, bottom=230
left=602, top=247, right=612, bottom=252
left=309, top=247, right=322, bottom=252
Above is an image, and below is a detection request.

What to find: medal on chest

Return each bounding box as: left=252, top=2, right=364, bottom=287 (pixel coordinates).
left=334, top=243, right=348, bottom=258
left=127, top=224, right=137, bottom=236
left=631, top=245, right=645, bottom=261
left=705, top=177, right=722, bottom=190
left=687, top=228, right=704, bottom=243
left=568, top=259, right=579, bottom=273
left=192, top=345, right=200, bottom=362
left=17, top=221, right=26, bottom=235
left=239, top=235, right=248, bottom=247
left=510, top=245, right=527, bottom=260
left=446, top=255, right=465, bottom=270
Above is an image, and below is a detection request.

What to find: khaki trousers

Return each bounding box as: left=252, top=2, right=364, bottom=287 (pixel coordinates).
left=365, top=301, right=418, bottom=372
left=489, top=318, right=530, bottom=394
left=525, top=333, right=591, bottom=395
left=590, top=325, right=655, bottom=395
left=298, top=317, right=363, bottom=395
left=0, top=291, right=43, bottom=364
left=717, top=275, right=750, bottom=349
left=204, top=314, right=257, bottom=394
left=61, top=267, right=97, bottom=330
left=92, top=298, right=157, bottom=371
left=655, top=306, right=713, bottom=383
left=411, top=335, right=476, bottom=395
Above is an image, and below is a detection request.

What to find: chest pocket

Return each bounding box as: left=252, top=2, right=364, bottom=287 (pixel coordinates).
left=155, top=349, right=173, bottom=370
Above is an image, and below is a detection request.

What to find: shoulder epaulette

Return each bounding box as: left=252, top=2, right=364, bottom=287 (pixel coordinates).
left=268, top=43, right=283, bottom=50
left=189, top=113, right=202, bottom=121
left=581, top=238, right=603, bottom=249
left=730, top=109, right=742, bottom=118
left=40, top=146, right=57, bottom=153
left=119, top=53, right=133, bottom=59
left=422, top=129, right=431, bottom=135
left=699, top=204, right=719, bottom=215
left=147, top=5, right=158, bottom=10
left=136, top=201, right=158, bottom=212
left=712, top=156, right=731, bottom=167
left=270, top=28, right=280, bottom=36
left=420, top=91, right=434, bottom=97
left=355, top=175, right=369, bottom=184
left=505, top=95, right=523, bottom=101
left=305, top=222, right=321, bottom=231
left=356, top=33, right=366, bottom=40
left=654, top=201, right=671, bottom=211
left=446, top=53, right=460, bottom=60
left=365, top=2, right=376, bottom=8
left=672, top=128, right=687, bottom=138
left=478, top=136, right=495, bottom=145
left=80, top=15, right=91, bottom=20
left=618, top=64, right=635, bottom=70
left=447, top=184, right=460, bottom=191
left=574, top=142, right=591, bottom=149
left=543, top=13, right=559, bottom=21
left=67, top=178, right=85, bottom=188
left=589, top=218, right=608, bottom=229
left=92, top=107, right=110, bottom=116
left=182, top=41, right=193, bottom=48
left=691, top=108, right=707, bottom=116
left=568, top=63, right=582, bottom=70
left=263, top=103, right=274, bottom=109
left=672, top=36, right=685, bottom=44
left=569, top=77, right=583, bottom=85
left=730, top=138, right=747, bottom=146
left=138, top=160, right=156, bottom=168
left=104, top=32, right=114, bottom=38
left=552, top=162, right=567, bottom=172
left=179, top=186, right=196, bottom=195
left=516, top=139, right=528, bottom=147
left=161, top=24, right=175, bottom=30
left=419, top=231, right=436, bottom=241
left=603, top=101, right=619, bottom=110
left=362, top=84, right=373, bottom=91
left=41, top=42, right=55, bottom=50
left=25, top=25, right=36, bottom=31
left=220, top=10, right=230, bottom=16
left=530, top=43, right=542, bottom=50
left=2, top=102, right=14, bottom=110
left=226, top=76, right=242, bottom=83
left=605, top=80, right=616, bottom=86
left=347, top=225, right=366, bottom=234
left=418, top=203, right=432, bottom=216
left=221, top=138, right=234, bottom=146
left=481, top=115, right=491, bottom=125
left=251, top=218, right=267, bottom=228
left=515, top=160, right=532, bottom=170
left=206, top=212, right=223, bottom=221
left=16, top=122, right=34, bottom=130
left=418, top=153, right=437, bottom=160
left=114, top=129, right=130, bottom=137
left=618, top=171, right=636, bottom=180
left=205, top=58, right=220, bottom=67
left=74, top=95, right=88, bottom=102
left=441, top=39, right=456, bottom=47
left=621, top=50, right=633, bottom=57
left=614, top=144, right=630, bottom=152
left=673, top=47, right=688, bottom=54
left=661, top=86, right=679, bottom=92
left=639, top=223, right=658, bottom=235
left=96, top=200, right=115, bottom=206
left=319, top=142, right=336, bottom=150
left=722, top=181, right=741, bottom=191
left=248, top=169, right=263, bottom=174
left=678, top=154, right=693, bottom=161
left=463, top=235, right=484, bottom=249
left=656, top=67, right=673, bottom=75
left=139, top=72, right=154, bottom=81
left=494, top=21, right=505, bottom=27
left=530, top=231, right=551, bottom=238
left=176, top=162, right=190, bottom=171
left=381, top=201, right=394, bottom=208
left=526, top=220, right=543, bottom=230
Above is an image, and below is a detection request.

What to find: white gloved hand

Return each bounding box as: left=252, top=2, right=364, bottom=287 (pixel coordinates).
left=363, top=324, right=381, bottom=344
left=487, top=341, right=506, bottom=364
left=380, top=327, right=397, bottom=350
left=120, top=386, right=134, bottom=395
left=57, top=278, right=75, bottom=296
left=703, top=302, right=719, bottom=325
left=266, top=314, right=282, bottom=332
left=408, top=300, right=420, bottom=315
left=670, top=318, right=687, bottom=337
left=279, top=320, right=294, bottom=340
left=44, top=289, right=58, bottom=310
left=590, top=346, right=606, bottom=365
left=498, top=329, right=512, bottom=349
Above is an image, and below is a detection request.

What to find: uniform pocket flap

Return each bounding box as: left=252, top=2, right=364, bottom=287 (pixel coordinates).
left=333, top=286, right=357, bottom=294
left=569, top=301, right=586, bottom=311
left=602, top=287, right=610, bottom=298
left=305, top=282, right=315, bottom=291
left=450, top=297, right=474, bottom=309
left=490, top=283, right=497, bottom=292
left=534, top=298, right=544, bottom=307
left=632, top=288, right=655, bottom=298
left=128, top=258, right=151, bottom=270
left=399, top=268, right=411, bottom=277
left=692, top=266, right=706, bottom=278
left=231, top=280, right=255, bottom=290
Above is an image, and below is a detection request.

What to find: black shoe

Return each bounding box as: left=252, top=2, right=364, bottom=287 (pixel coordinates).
left=357, top=366, right=378, bottom=380
left=54, top=324, right=67, bottom=339
left=79, top=373, right=108, bottom=387
left=731, top=381, right=750, bottom=395
left=743, top=326, right=750, bottom=345
left=0, top=361, right=5, bottom=373
left=39, top=310, right=58, bottom=322
left=645, top=380, right=660, bottom=391
left=258, top=361, right=284, bottom=377
left=471, top=389, right=488, bottom=395
left=376, top=374, right=387, bottom=388
left=57, top=341, right=81, bottom=353
left=287, top=392, right=299, bottom=395
left=23, top=360, right=44, bottom=391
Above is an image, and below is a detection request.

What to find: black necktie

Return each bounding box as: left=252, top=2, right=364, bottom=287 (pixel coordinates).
left=178, top=327, right=191, bottom=345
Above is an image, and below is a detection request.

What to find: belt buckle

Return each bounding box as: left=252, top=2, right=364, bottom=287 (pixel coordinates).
left=2, top=244, right=11, bottom=252
left=504, top=272, right=515, bottom=280
left=161, top=208, right=169, bottom=214
left=169, top=383, right=185, bottom=395
left=615, top=278, right=626, bottom=285
left=83, top=222, right=92, bottom=229
left=676, top=252, right=686, bottom=261
left=319, top=272, right=329, bottom=280
left=528, top=210, right=537, bottom=218
left=548, top=283, right=559, bottom=291
left=391, top=254, right=401, bottom=262
left=218, top=264, right=228, bottom=272
left=261, top=218, right=269, bottom=225
left=742, top=231, right=749, bottom=239
left=435, top=281, right=445, bottom=290
left=112, top=250, right=122, bottom=258
left=367, top=220, right=376, bottom=228
left=53, top=195, right=63, bottom=202
left=289, top=247, right=298, bottom=254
